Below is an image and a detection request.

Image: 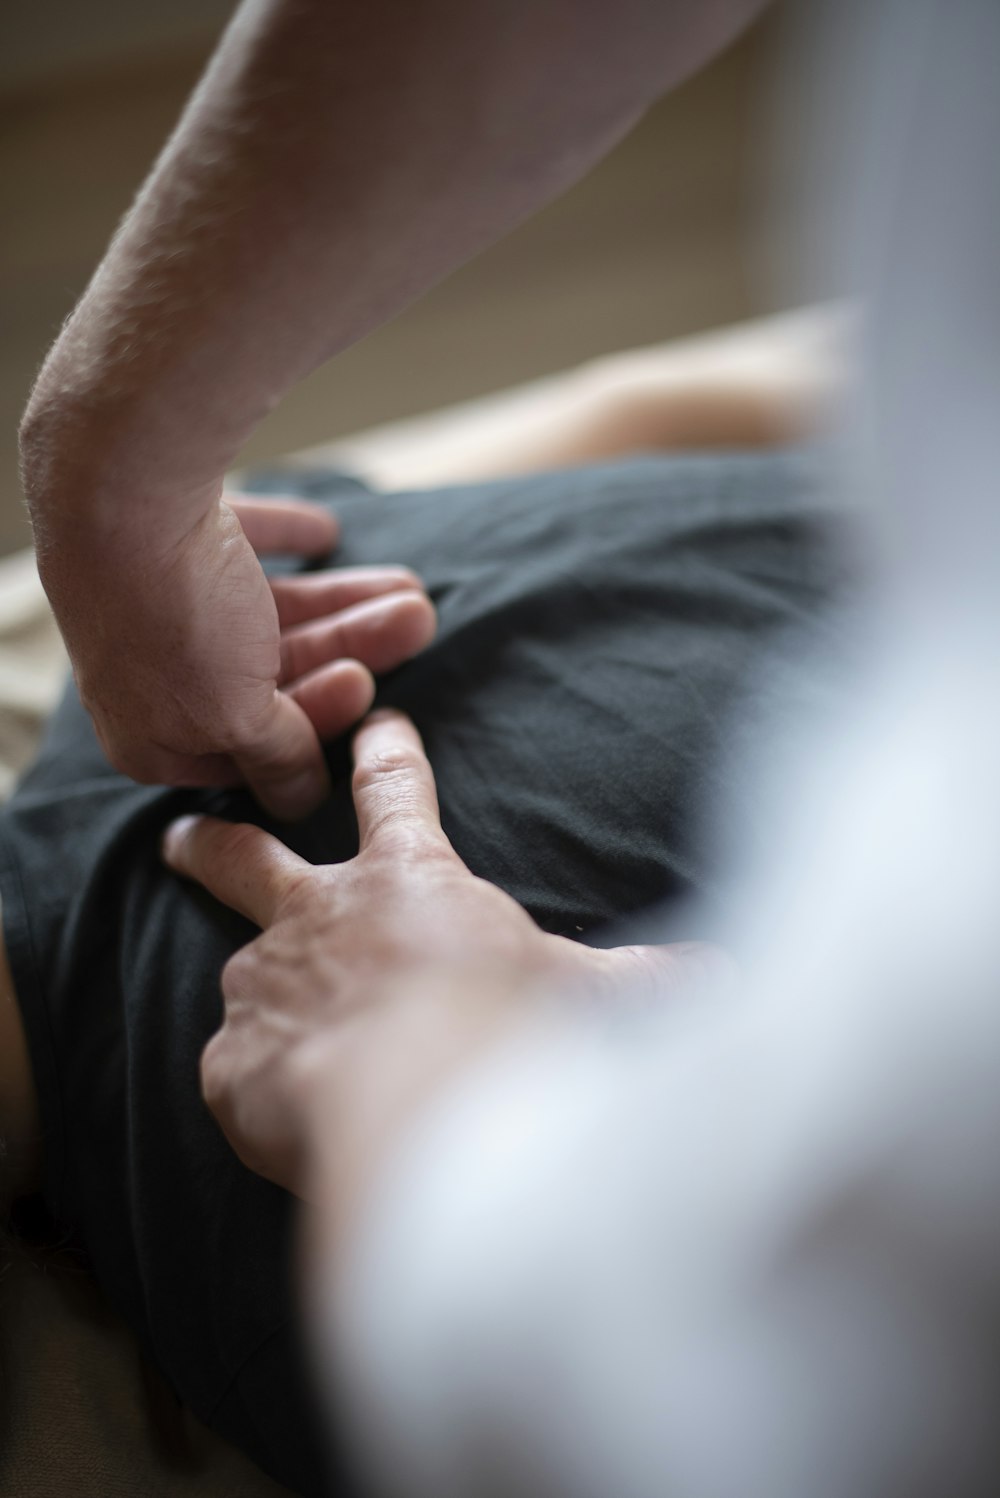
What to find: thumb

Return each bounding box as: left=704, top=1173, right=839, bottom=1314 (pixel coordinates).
left=233, top=690, right=331, bottom=820
left=599, top=941, right=737, bottom=1000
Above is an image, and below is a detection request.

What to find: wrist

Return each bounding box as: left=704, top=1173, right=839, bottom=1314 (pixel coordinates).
left=20, top=388, right=222, bottom=547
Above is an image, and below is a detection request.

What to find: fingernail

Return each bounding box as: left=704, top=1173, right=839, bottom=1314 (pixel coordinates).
left=161, top=814, right=199, bottom=864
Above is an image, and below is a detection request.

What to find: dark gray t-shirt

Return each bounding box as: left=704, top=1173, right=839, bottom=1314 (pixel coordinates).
left=0, top=452, right=847, bottom=1495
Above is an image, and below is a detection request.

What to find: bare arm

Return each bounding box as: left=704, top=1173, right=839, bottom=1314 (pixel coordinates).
left=18, top=0, right=765, bottom=812
left=22, top=0, right=763, bottom=518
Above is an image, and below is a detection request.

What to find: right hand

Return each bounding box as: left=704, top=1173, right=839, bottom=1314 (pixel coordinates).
left=36, top=492, right=436, bottom=818
left=163, top=709, right=728, bottom=1193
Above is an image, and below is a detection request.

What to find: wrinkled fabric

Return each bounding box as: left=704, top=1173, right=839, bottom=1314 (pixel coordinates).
left=0, top=452, right=847, bottom=1495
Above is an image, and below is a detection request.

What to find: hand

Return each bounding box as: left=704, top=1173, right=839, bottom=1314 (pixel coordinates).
left=162, top=709, right=725, bottom=1194
left=38, top=493, right=436, bottom=818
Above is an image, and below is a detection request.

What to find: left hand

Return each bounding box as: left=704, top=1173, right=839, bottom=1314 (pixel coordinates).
left=162, top=709, right=725, bottom=1194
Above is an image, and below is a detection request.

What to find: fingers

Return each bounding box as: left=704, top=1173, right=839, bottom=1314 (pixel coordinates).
left=233, top=692, right=331, bottom=820
left=279, top=591, right=436, bottom=685
left=162, top=814, right=312, bottom=928
left=270, top=567, right=424, bottom=629
left=287, top=659, right=376, bottom=741
left=351, top=709, right=445, bottom=851
left=226, top=494, right=339, bottom=557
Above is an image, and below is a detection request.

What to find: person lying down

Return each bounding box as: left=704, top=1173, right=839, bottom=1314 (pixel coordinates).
left=0, top=439, right=849, bottom=1495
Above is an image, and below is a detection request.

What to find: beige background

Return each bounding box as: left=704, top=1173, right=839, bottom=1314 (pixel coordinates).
left=1, top=4, right=784, bottom=557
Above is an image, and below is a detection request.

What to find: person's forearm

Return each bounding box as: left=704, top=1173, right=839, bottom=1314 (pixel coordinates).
left=21, top=0, right=765, bottom=539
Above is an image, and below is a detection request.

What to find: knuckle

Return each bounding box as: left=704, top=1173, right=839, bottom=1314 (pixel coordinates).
left=97, top=734, right=152, bottom=783
left=208, top=706, right=263, bottom=755
left=352, top=745, right=423, bottom=795
left=220, top=945, right=256, bottom=1001
left=369, top=824, right=451, bottom=867
left=285, top=857, right=330, bottom=900
left=218, top=820, right=256, bottom=853
left=199, top=1034, right=230, bottom=1113
left=211, top=820, right=265, bottom=866
left=114, top=753, right=154, bottom=784
left=274, top=865, right=319, bottom=917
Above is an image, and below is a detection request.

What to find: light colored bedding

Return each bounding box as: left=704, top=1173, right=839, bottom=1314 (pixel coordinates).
left=0, top=548, right=65, bottom=802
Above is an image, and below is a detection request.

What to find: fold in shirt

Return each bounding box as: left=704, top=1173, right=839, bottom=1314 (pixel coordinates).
left=0, top=451, right=847, bottom=1496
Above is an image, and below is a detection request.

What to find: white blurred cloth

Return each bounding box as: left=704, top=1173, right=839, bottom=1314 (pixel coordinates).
left=333, top=668, right=1000, bottom=1498
left=323, top=3, right=1000, bottom=1495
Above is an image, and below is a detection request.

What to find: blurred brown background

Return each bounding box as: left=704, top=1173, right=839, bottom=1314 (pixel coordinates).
left=1, top=2, right=782, bottom=556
